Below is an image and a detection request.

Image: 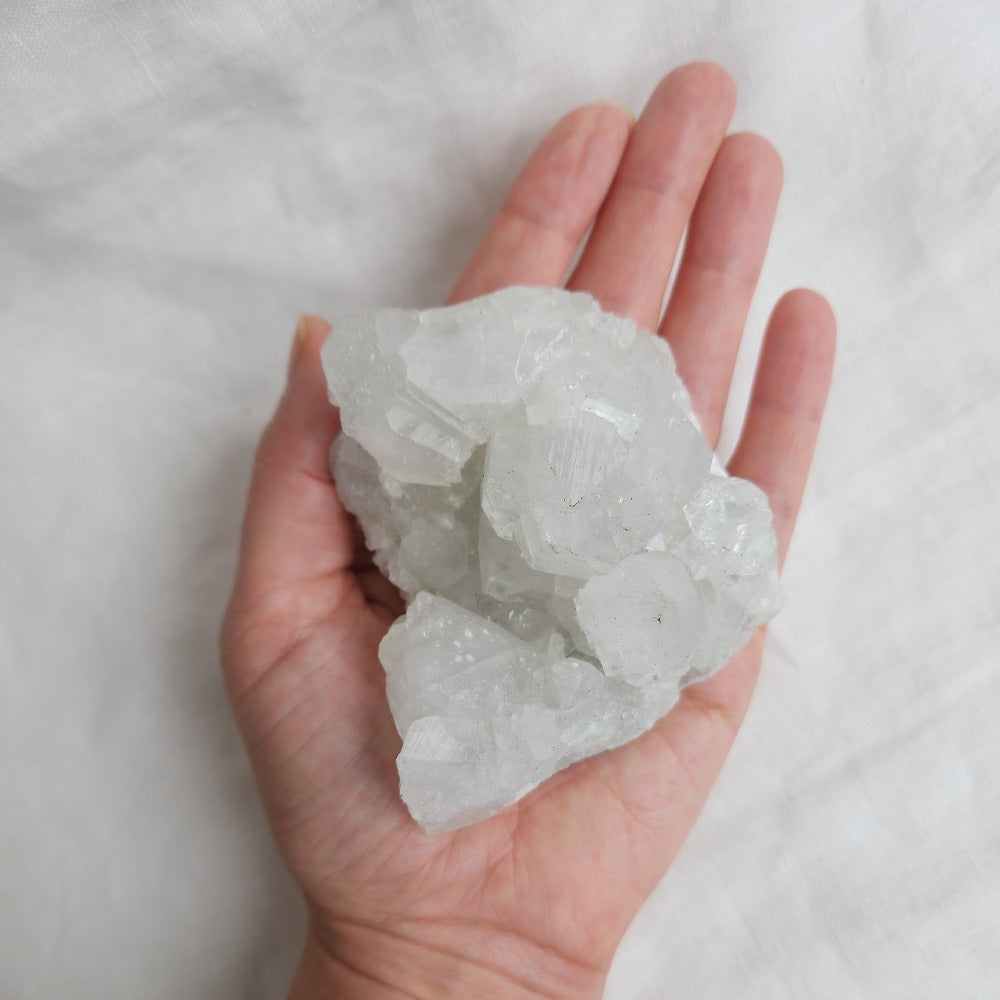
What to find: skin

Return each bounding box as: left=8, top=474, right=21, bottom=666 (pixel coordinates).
left=220, top=63, right=836, bottom=999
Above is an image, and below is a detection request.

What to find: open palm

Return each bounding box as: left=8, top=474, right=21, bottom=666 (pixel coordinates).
left=221, top=64, right=835, bottom=999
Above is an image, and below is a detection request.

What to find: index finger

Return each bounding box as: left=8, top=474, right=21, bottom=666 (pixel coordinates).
left=567, top=63, right=737, bottom=329
left=448, top=102, right=631, bottom=303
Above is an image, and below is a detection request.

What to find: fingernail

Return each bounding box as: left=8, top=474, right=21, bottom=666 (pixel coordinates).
left=287, top=315, right=309, bottom=379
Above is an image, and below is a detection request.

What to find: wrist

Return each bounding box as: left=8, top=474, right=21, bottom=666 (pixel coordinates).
left=289, top=914, right=606, bottom=1000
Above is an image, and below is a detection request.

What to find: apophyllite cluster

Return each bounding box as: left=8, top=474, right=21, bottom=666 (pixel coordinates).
left=322, top=286, right=781, bottom=832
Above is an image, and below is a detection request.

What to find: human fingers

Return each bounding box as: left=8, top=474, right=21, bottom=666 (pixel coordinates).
left=727, top=289, right=837, bottom=565
left=532, top=291, right=834, bottom=917
left=567, top=63, right=737, bottom=329
left=603, top=289, right=834, bottom=835
left=222, top=317, right=356, bottom=680
left=626, top=291, right=835, bottom=783
left=659, top=133, right=783, bottom=445
left=448, top=103, right=632, bottom=303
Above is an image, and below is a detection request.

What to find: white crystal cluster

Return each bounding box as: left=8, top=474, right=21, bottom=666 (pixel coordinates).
left=322, top=287, right=781, bottom=832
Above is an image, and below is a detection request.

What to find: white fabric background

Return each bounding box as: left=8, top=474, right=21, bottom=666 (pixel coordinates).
left=2, top=1, right=998, bottom=997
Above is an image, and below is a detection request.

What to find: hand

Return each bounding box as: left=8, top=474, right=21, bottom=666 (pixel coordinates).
left=221, top=63, right=836, bottom=999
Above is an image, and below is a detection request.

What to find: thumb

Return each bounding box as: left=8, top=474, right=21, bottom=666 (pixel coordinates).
left=275, top=313, right=339, bottom=468
left=223, top=316, right=356, bottom=679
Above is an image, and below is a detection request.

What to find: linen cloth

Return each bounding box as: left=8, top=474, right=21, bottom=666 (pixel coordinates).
left=2, top=2, right=998, bottom=997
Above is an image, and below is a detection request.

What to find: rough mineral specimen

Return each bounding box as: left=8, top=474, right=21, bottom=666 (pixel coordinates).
left=322, top=286, right=782, bottom=832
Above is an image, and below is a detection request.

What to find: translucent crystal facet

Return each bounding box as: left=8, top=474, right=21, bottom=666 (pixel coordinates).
left=322, top=286, right=782, bottom=832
